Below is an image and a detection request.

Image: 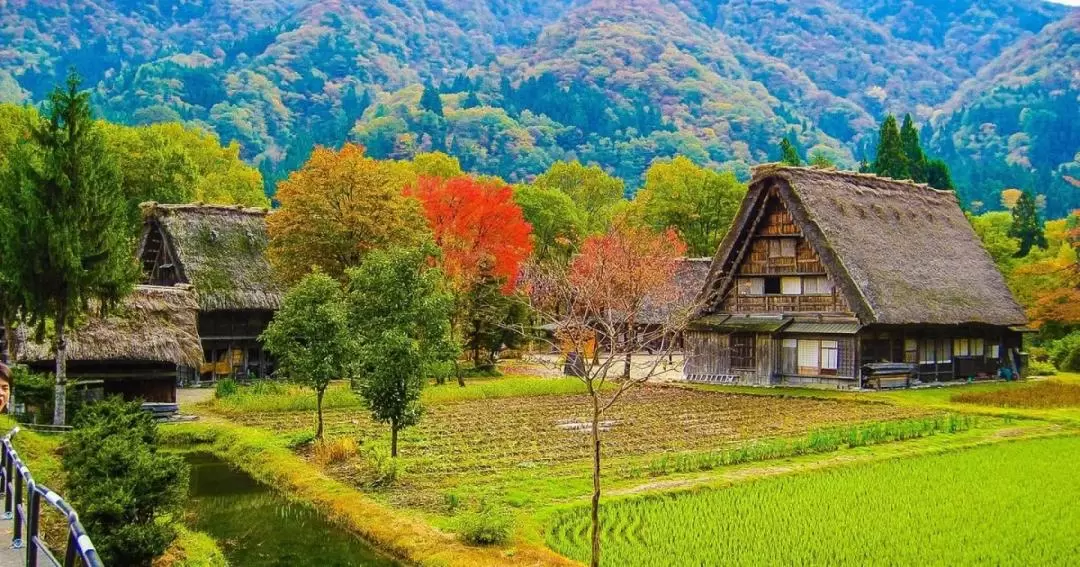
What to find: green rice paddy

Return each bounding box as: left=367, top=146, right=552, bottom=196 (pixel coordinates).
left=547, top=436, right=1080, bottom=566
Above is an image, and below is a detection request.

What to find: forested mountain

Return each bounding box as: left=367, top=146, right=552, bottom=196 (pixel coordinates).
left=929, top=10, right=1080, bottom=217
left=0, top=0, right=1075, bottom=210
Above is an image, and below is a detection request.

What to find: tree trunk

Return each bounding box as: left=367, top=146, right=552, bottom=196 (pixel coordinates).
left=455, top=359, right=465, bottom=388
left=2, top=318, right=13, bottom=364
left=315, top=387, right=325, bottom=440
left=622, top=325, right=633, bottom=380
left=391, top=420, right=399, bottom=458
left=53, top=306, right=68, bottom=426
left=589, top=393, right=602, bottom=567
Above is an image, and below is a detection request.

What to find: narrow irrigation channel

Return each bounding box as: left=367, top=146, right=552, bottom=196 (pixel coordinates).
left=185, top=452, right=401, bottom=567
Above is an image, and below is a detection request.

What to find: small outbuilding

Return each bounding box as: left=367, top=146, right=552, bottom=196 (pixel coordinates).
left=17, top=285, right=204, bottom=404
left=685, top=165, right=1029, bottom=388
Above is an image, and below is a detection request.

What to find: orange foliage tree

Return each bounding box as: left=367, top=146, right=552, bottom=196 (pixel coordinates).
left=407, top=175, right=534, bottom=381
left=267, top=144, right=429, bottom=284
left=407, top=176, right=533, bottom=293
left=523, top=223, right=691, bottom=567
left=1024, top=211, right=1080, bottom=327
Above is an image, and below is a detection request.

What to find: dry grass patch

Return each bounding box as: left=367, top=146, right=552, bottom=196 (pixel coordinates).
left=952, top=380, right=1080, bottom=409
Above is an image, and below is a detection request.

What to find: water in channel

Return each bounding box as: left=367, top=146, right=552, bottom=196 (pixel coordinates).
left=185, top=452, right=401, bottom=567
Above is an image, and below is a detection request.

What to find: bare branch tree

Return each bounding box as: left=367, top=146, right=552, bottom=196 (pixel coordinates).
left=517, top=224, right=701, bottom=567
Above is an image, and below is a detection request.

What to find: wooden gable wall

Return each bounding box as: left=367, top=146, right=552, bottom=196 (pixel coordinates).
left=140, top=221, right=183, bottom=287
left=720, top=189, right=852, bottom=315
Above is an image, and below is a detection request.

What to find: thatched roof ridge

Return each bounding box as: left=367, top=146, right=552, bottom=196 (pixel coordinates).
left=140, top=202, right=281, bottom=311
left=701, top=165, right=1027, bottom=327
left=18, top=285, right=204, bottom=367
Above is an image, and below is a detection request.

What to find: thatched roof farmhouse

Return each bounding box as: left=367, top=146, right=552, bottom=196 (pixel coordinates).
left=138, top=203, right=281, bottom=379
left=686, top=165, right=1028, bottom=389
left=18, top=285, right=203, bottom=404
left=139, top=203, right=281, bottom=311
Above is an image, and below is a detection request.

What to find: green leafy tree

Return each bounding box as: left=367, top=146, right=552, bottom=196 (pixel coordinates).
left=0, top=72, right=137, bottom=424
left=461, top=261, right=530, bottom=369
left=0, top=104, right=38, bottom=362
left=260, top=270, right=353, bottom=439
left=926, top=158, right=955, bottom=191
left=346, top=245, right=456, bottom=457
left=419, top=81, right=444, bottom=117
left=809, top=150, right=836, bottom=168
left=63, top=398, right=188, bottom=566
left=968, top=211, right=1020, bottom=269
left=780, top=137, right=801, bottom=166
left=1008, top=190, right=1049, bottom=257
left=532, top=160, right=624, bottom=233
left=512, top=183, right=586, bottom=262
left=900, top=114, right=928, bottom=183
left=873, top=114, right=909, bottom=180
left=634, top=156, right=747, bottom=257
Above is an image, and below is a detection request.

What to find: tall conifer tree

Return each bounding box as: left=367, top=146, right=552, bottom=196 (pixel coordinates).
left=419, top=81, right=444, bottom=117
left=872, top=115, right=909, bottom=180
left=1008, top=190, right=1048, bottom=257
left=779, top=137, right=801, bottom=166
left=900, top=114, right=928, bottom=183
left=0, top=71, right=137, bottom=424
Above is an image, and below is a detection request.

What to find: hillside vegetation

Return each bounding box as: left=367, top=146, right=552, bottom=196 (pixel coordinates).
left=0, top=0, right=1075, bottom=209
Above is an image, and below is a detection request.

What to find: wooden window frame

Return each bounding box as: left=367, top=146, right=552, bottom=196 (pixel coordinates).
left=731, top=334, right=756, bottom=370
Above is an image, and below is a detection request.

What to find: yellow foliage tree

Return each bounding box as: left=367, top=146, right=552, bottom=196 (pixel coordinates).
left=268, top=144, right=430, bottom=284
left=1001, top=188, right=1023, bottom=209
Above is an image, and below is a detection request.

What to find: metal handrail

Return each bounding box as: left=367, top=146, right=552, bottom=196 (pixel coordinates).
left=1, top=427, right=103, bottom=567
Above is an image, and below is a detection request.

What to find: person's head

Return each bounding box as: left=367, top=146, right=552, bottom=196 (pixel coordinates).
left=0, top=363, right=10, bottom=413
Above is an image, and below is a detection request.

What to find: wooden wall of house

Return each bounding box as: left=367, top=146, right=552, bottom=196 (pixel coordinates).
left=721, top=195, right=852, bottom=315
left=776, top=335, right=858, bottom=387
left=684, top=331, right=774, bottom=385
left=199, top=310, right=276, bottom=379
left=140, top=222, right=181, bottom=286
left=857, top=326, right=1024, bottom=383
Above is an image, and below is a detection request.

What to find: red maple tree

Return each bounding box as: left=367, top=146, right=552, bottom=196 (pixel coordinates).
left=407, top=176, right=533, bottom=293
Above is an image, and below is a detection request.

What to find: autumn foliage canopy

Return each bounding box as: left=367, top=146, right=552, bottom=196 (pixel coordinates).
left=408, top=176, right=533, bottom=293
left=567, top=223, right=688, bottom=320
left=268, top=144, right=428, bottom=284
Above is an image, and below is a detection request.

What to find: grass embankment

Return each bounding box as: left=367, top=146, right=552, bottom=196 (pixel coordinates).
left=160, top=420, right=577, bottom=567
left=547, top=436, right=1080, bottom=566
left=153, top=526, right=228, bottom=567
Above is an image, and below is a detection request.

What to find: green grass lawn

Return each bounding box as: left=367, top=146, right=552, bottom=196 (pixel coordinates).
left=547, top=436, right=1080, bottom=566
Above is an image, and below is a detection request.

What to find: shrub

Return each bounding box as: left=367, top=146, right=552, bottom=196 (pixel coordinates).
left=1027, top=360, right=1057, bottom=377
left=1048, top=331, right=1080, bottom=372
left=214, top=378, right=238, bottom=399
left=457, top=503, right=514, bottom=546
left=360, top=442, right=400, bottom=487
left=63, top=398, right=189, bottom=566
left=8, top=365, right=84, bottom=424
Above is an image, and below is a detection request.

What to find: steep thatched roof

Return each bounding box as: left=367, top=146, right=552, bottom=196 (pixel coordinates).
left=638, top=258, right=712, bottom=325
left=18, top=285, right=204, bottom=367
left=140, top=203, right=281, bottom=311
left=700, top=165, right=1027, bottom=327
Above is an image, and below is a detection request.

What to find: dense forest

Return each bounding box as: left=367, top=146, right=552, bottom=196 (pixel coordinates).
left=0, top=0, right=1076, bottom=214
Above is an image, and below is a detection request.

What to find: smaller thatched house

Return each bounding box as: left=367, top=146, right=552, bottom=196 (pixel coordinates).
left=636, top=258, right=712, bottom=351
left=685, top=165, right=1028, bottom=388
left=138, top=203, right=282, bottom=380
left=17, top=285, right=203, bottom=403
